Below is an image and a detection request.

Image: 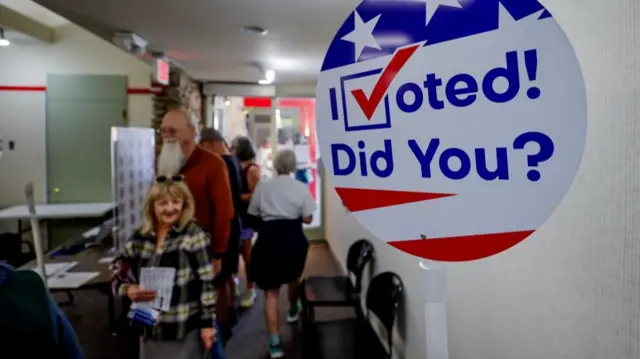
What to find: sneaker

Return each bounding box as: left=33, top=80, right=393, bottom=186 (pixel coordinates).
left=240, top=289, right=255, bottom=308
left=286, top=300, right=301, bottom=323
left=269, top=342, right=284, bottom=358
left=269, top=335, right=285, bottom=358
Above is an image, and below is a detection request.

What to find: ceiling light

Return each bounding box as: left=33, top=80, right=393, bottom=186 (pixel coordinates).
left=264, top=70, right=275, bottom=82
left=0, top=29, right=10, bottom=47
left=224, top=99, right=231, bottom=106
left=258, top=69, right=276, bottom=85
left=240, top=26, right=268, bottom=36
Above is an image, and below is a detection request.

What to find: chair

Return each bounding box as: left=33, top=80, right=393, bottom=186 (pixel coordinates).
left=307, top=272, right=404, bottom=359
left=301, top=239, right=374, bottom=327
left=0, top=232, right=36, bottom=267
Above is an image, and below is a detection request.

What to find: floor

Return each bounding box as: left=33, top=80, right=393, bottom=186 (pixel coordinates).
left=55, top=242, right=353, bottom=359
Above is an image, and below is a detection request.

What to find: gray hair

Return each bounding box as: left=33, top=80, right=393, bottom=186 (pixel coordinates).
left=273, top=149, right=297, bottom=175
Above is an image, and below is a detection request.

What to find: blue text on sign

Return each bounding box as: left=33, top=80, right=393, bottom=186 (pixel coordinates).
left=393, top=49, right=540, bottom=113
left=330, top=132, right=554, bottom=182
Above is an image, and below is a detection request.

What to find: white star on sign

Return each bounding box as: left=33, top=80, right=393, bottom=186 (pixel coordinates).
left=341, top=11, right=382, bottom=61
left=423, top=0, right=463, bottom=26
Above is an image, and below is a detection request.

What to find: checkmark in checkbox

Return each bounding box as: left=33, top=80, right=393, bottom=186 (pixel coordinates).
left=338, top=44, right=421, bottom=132
left=340, top=69, right=392, bottom=132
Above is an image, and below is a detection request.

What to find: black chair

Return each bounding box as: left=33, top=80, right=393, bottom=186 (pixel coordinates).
left=301, top=239, right=375, bottom=327
left=0, top=232, right=35, bottom=267
left=307, top=272, right=404, bottom=359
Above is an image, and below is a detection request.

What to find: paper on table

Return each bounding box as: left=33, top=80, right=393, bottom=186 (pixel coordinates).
left=31, top=261, right=78, bottom=277
left=98, top=257, right=115, bottom=264
left=47, top=272, right=99, bottom=289
left=139, top=267, right=176, bottom=312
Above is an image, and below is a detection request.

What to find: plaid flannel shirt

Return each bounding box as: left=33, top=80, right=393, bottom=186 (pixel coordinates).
left=111, top=221, right=216, bottom=341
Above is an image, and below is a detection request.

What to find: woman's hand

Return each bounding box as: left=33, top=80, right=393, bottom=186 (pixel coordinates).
left=126, top=285, right=157, bottom=302
left=200, top=327, right=217, bottom=349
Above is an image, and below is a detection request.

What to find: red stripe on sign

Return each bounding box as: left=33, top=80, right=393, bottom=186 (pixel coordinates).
left=335, top=187, right=455, bottom=212
left=0, top=86, right=160, bottom=94
left=389, top=230, right=535, bottom=262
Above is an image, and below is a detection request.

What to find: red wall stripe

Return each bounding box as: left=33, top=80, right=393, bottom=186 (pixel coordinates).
left=0, top=86, right=160, bottom=95
left=0, top=86, right=47, bottom=91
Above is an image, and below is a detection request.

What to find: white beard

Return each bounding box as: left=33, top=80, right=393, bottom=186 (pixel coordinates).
left=157, top=141, right=185, bottom=176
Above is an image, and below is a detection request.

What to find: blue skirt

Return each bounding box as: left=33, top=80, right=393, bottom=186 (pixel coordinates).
left=248, top=219, right=309, bottom=290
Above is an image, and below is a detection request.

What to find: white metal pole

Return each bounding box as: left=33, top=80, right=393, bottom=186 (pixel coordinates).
left=24, top=182, right=48, bottom=291
left=418, top=260, right=449, bottom=359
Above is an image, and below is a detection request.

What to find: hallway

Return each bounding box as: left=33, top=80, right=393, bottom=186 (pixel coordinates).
left=56, top=242, right=350, bottom=359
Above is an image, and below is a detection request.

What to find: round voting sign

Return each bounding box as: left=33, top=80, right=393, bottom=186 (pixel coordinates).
left=316, top=0, right=587, bottom=261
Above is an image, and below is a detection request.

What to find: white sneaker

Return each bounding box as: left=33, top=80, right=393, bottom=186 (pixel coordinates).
left=240, top=289, right=255, bottom=308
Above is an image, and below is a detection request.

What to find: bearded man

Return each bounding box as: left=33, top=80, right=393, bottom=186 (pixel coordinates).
left=158, top=109, right=234, bottom=273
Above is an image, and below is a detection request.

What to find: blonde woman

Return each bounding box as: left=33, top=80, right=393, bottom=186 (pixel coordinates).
left=111, top=175, right=217, bottom=359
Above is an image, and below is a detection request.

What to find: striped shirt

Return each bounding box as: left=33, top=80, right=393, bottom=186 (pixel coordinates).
left=111, top=221, right=216, bottom=341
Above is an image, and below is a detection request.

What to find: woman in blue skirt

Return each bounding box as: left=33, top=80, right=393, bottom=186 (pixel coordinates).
left=247, top=148, right=316, bottom=359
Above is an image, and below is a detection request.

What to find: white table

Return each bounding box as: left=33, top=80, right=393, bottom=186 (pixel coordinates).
left=0, top=203, right=115, bottom=248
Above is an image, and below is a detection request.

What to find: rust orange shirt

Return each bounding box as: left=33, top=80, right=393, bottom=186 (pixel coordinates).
left=180, top=146, right=234, bottom=257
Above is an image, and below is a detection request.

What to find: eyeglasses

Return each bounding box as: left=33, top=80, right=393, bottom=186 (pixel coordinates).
left=155, top=175, right=184, bottom=183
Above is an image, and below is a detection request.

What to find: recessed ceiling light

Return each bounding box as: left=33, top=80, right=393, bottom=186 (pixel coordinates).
left=240, top=25, right=268, bottom=36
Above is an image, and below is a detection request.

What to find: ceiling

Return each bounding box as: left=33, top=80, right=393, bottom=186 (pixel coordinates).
left=0, top=0, right=68, bottom=27
left=32, top=0, right=362, bottom=84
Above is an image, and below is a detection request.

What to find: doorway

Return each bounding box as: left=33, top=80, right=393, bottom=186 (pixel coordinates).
left=46, top=74, right=127, bottom=203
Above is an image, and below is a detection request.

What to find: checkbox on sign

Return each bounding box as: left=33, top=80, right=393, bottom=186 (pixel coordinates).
left=339, top=68, right=392, bottom=132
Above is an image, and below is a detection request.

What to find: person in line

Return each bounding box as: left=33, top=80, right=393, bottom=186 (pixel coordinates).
left=247, top=149, right=316, bottom=359
left=199, top=128, right=244, bottom=345
left=230, top=136, right=261, bottom=308
left=158, top=109, right=234, bottom=274
left=0, top=262, right=85, bottom=359
left=111, top=176, right=216, bottom=359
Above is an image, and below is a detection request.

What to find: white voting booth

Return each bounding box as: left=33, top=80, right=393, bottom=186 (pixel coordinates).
left=110, top=127, right=155, bottom=251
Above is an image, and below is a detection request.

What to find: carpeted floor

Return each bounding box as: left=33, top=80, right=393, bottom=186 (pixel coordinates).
left=55, top=242, right=354, bottom=359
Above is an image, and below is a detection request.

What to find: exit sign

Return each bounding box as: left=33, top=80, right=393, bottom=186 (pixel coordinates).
left=153, top=59, right=170, bottom=85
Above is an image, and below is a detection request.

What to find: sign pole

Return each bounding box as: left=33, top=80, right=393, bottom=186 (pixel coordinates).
left=24, top=182, right=48, bottom=291
left=419, top=260, right=448, bottom=359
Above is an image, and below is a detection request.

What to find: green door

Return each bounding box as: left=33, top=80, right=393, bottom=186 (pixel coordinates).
left=46, top=74, right=127, bottom=203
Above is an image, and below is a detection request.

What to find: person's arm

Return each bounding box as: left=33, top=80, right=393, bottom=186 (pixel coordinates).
left=247, top=183, right=263, bottom=229
left=300, top=186, right=317, bottom=224
left=208, top=154, right=234, bottom=259
left=188, top=228, right=217, bottom=328
left=111, top=238, right=140, bottom=297
left=50, top=299, right=85, bottom=359
left=240, top=165, right=261, bottom=201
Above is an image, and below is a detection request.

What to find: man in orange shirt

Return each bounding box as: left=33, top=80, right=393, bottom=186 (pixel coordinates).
left=158, top=109, right=234, bottom=271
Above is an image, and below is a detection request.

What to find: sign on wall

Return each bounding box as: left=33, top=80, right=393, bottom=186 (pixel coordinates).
left=153, top=58, right=170, bottom=85
left=316, top=0, right=587, bottom=261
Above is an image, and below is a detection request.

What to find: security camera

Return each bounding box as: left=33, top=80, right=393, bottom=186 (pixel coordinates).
left=113, top=32, right=148, bottom=56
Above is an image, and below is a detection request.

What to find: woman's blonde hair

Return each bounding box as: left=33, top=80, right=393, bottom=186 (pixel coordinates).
left=140, top=180, right=196, bottom=235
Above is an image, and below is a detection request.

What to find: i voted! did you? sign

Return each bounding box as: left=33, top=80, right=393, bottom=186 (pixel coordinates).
left=315, top=0, right=587, bottom=261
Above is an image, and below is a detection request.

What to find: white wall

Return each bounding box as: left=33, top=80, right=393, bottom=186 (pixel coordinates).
left=0, top=23, right=153, bottom=211
left=325, top=1, right=640, bottom=359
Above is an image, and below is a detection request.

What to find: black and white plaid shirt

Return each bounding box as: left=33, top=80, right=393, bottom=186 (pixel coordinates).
left=111, top=221, right=216, bottom=341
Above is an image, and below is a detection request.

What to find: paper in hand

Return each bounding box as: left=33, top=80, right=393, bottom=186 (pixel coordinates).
left=139, top=267, right=176, bottom=312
